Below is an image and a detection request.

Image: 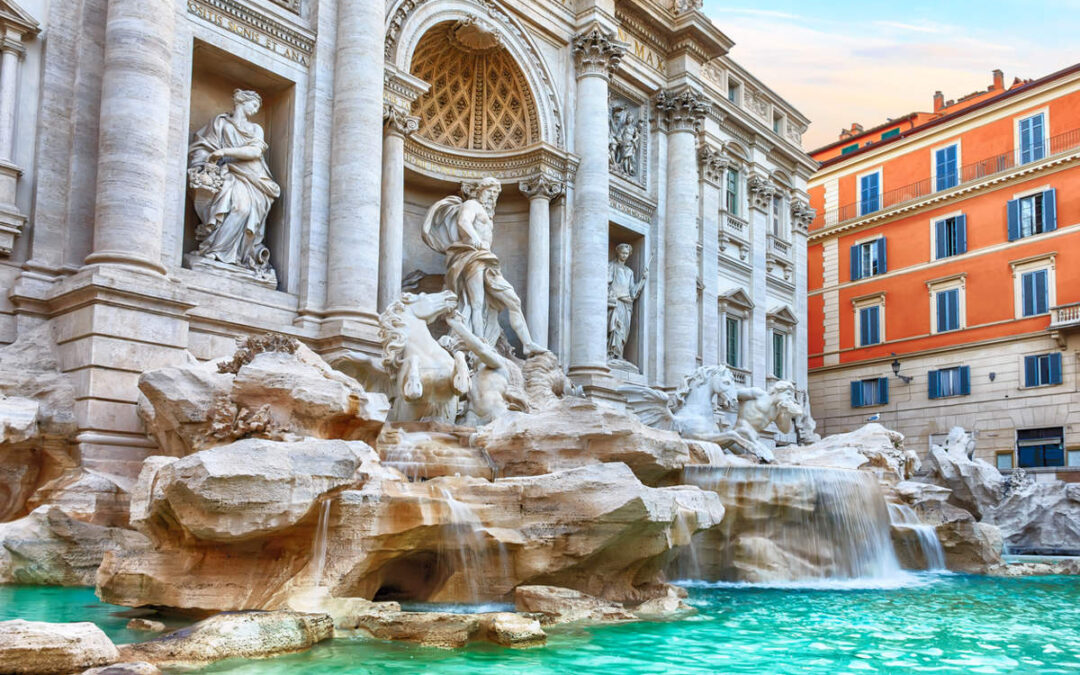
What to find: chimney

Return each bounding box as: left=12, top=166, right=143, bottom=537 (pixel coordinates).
left=933, top=90, right=945, bottom=112
left=992, top=69, right=1004, bottom=91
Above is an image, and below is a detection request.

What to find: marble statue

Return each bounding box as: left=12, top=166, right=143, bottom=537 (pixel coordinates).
left=609, top=105, right=644, bottom=177
left=421, top=177, right=544, bottom=356
left=607, top=243, right=648, bottom=363
left=717, top=380, right=805, bottom=462
left=619, top=365, right=738, bottom=441
left=794, top=389, right=821, bottom=445
left=188, top=89, right=280, bottom=284
left=445, top=313, right=529, bottom=426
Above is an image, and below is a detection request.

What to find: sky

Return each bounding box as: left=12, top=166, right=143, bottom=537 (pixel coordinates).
left=703, top=1, right=1080, bottom=149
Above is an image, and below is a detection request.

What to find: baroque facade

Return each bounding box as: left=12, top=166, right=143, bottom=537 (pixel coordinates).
left=3, top=0, right=812, bottom=479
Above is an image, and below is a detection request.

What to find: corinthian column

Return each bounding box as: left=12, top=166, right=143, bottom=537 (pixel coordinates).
left=570, top=27, right=625, bottom=378
left=378, top=106, right=418, bottom=312
left=657, top=88, right=710, bottom=385
left=698, top=145, right=729, bottom=366
left=326, top=0, right=383, bottom=323
left=519, top=174, right=565, bottom=348
left=85, top=0, right=176, bottom=274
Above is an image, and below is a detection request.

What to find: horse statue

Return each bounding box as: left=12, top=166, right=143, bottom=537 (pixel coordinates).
left=618, top=365, right=739, bottom=441
left=332, top=291, right=470, bottom=423
left=715, top=380, right=805, bottom=462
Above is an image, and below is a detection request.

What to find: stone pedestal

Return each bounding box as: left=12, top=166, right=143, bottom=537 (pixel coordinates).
left=184, top=253, right=278, bottom=290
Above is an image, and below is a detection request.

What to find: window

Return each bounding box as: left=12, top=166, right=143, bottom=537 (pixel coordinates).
left=1008, top=189, right=1056, bottom=241
left=1016, top=427, right=1064, bottom=468
left=935, top=144, right=959, bottom=191
left=1019, top=113, right=1046, bottom=164
left=881, top=128, right=900, bottom=141
left=850, top=238, right=887, bottom=281
left=727, top=81, right=739, bottom=104
left=851, top=377, right=888, bottom=407
left=725, top=316, right=741, bottom=368
left=771, top=195, right=784, bottom=237
left=771, top=331, right=786, bottom=379
left=858, top=306, right=881, bottom=346
left=934, top=215, right=967, bottom=259
left=725, top=168, right=739, bottom=216
left=996, top=452, right=1014, bottom=471
left=1020, top=269, right=1049, bottom=317
left=935, top=288, right=961, bottom=332
left=929, top=366, right=970, bottom=399
left=773, top=114, right=784, bottom=134
left=859, top=172, right=881, bottom=215
left=841, top=143, right=860, bottom=155
left=1023, top=352, right=1063, bottom=388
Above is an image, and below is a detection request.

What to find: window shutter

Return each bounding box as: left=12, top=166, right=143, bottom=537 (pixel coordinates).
left=936, top=149, right=946, bottom=191
left=1032, top=114, right=1045, bottom=160
left=876, top=238, right=887, bottom=273
left=935, top=221, right=946, bottom=259
left=957, top=215, right=968, bottom=253
left=851, top=381, right=862, bottom=407
left=859, top=309, right=868, bottom=346
left=960, top=366, right=971, bottom=395
left=1050, top=352, right=1063, bottom=385
left=878, top=377, right=889, bottom=404
left=936, top=292, right=946, bottom=333
left=1007, top=199, right=1020, bottom=241
left=928, top=370, right=940, bottom=399
left=850, top=245, right=861, bottom=281
left=1022, top=272, right=1035, bottom=316
left=1036, top=270, right=1048, bottom=315
left=1043, top=188, right=1057, bottom=232
left=1024, top=355, right=1038, bottom=387
left=870, top=307, right=880, bottom=345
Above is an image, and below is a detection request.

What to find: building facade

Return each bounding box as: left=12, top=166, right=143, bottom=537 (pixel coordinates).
left=807, top=65, right=1080, bottom=475
left=1, top=0, right=812, bottom=480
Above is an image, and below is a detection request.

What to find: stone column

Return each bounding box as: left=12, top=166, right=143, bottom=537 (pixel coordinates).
left=657, top=89, right=710, bottom=385
left=378, top=106, right=418, bottom=312
left=569, top=28, right=625, bottom=379
left=84, top=0, right=176, bottom=275
left=325, top=0, right=384, bottom=323
left=791, top=199, right=815, bottom=390
left=519, top=175, right=565, bottom=349
left=0, top=34, right=22, bottom=162
left=747, top=172, right=777, bottom=389
left=698, top=145, right=728, bottom=366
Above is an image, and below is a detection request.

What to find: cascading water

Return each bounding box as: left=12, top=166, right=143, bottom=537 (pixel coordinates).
left=434, top=487, right=511, bottom=604
left=681, top=465, right=905, bottom=583
left=311, top=499, right=332, bottom=587
left=888, top=502, right=947, bottom=571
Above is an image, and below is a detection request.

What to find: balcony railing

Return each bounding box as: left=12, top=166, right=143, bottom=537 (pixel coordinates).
left=1051, top=302, right=1080, bottom=329
left=816, top=128, right=1080, bottom=228
left=722, top=211, right=749, bottom=239
left=768, top=234, right=791, bottom=257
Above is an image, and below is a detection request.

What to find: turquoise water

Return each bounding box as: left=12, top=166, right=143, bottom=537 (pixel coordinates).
left=4, top=575, right=1080, bottom=674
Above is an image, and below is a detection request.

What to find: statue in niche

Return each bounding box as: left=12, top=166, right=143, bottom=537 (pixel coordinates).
left=187, top=89, right=280, bottom=285
left=607, top=243, right=648, bottom=363
left=421, top=177, right=544, bottom=356
left=609, top=104, right=644, bottom=177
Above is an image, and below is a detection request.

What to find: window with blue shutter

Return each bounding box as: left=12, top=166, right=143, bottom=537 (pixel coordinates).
left=852, top=377, right=888, bottom=407
left=859, top=306, right=881, bottom=346
left=930, top=366, right=971, bottom=399
left=936, top=288, right=961, bottom=332
left=935, top=216, right=966, bottom=258
left=860, top=173, right=881, bottom=216
left=1021, top=269, right=1049, bottom=317
left=851, top=239, right=886, bottom=280
left=935, top=145, right=959, bottom=191
left=1024, top=353, right=1063, bottom=387
left=1010, top=190, right=1056, bottom=240
left=1019, top=113, right=1046, bottom=164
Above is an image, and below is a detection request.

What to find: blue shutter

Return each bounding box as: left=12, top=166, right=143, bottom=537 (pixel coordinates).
left=1036, top=270, right=1048, bottom=315
left=1032, top=114, right=1045, bottom=161
left=850, top=244, right=861, bottom=281
left=1024, top=355, right=1038, bottom=387
left=859, top=308, right=868, bottom=346
left=878, top=377, right=889, bottom=405
left=936, top=292, right=946, bottom=332
left=851, top=381, right=862, bottom=407
left=928, top=370, right=940, bottom=399
left=1007, top=199, right=1020, bottom=241
left=1043, top=188, right=1057, bottom=232
left=1050, top=352, right=1063, bottom=385
left=936, top=149, right=946, bottom=191
left=935, top=220, right=947, bottom=259
left=957, top=215, right=968, bottom=253
left=960, top=366, right=971, bottom=395
left=876, top=238, right=887, bottom=274
left=1022, top=272, right=1036, bottom=317
left=870, top=307, right=880, bottom=345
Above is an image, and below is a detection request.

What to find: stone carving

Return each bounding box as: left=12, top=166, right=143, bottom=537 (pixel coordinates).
left=187, top=89, right=280, bottom=286
left=609, top=103, right=645, bottom=177
left=383, top=104, right=420, bottom=138
left=607, top=243, right=648, bottom=363
left=572, top=27, right=626, bottom=79
left=747, top=173, right=777, bottom=211
left=671, top=0, right=704, bottom=14
left=421, top=177, right=543, bottom=355
left=521, top=351, right=580, bottom=411
left=790, top=199, right=816, bottom=233
left=719, top=380, right=804, bottom=462
left=619, top=365, right=738, bottom=441
left=217, top=333, right=299, bottom=374
left=518, top=174, right=564, bottom=202
left=793, top=389, right=821, bottom=444
left=698, top=145, right=730, bottom=185
left=445, top=314, right=529, bottom=426
left=655, top=89, right=710, bottom=133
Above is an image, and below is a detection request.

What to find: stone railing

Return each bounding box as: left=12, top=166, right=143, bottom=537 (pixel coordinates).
left=1051, top=302, right=1080, bottom=329
left=729, top=366, right=750, bottom=384
left=767, top=234, right=791, bottom=258
left=722, top=211, right=749, bottom=240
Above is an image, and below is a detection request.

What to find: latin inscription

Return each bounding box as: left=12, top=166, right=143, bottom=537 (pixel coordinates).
left=616, top=27, right=665, bottom=75
left=188, top=0, right=312, bottom=67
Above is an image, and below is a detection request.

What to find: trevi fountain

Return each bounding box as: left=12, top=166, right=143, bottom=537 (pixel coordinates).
left=1, top=0, right=1079, bottom=673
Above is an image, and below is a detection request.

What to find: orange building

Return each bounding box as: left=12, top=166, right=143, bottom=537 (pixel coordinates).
left=806, top=64, right=1080, bottom=474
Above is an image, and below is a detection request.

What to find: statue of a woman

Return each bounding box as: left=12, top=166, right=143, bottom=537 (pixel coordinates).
left=188, top=89, right=280, bottom=282
left=607, top=243, right=648, bottom=362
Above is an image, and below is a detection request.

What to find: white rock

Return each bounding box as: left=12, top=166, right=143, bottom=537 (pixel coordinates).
left=987, top=481, right=1080, bottom=552
left=776, top=423, right=917, bottom=483
left=0, top=620, right=119, bottom=674
left=923, top=445, right=1003, bottom=519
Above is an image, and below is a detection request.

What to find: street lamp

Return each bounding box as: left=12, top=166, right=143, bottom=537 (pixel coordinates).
left=891, top=356, right=913, bottom=384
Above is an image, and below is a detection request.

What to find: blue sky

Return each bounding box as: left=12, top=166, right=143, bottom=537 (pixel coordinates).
left=703, top=1, right=1079, bottom=148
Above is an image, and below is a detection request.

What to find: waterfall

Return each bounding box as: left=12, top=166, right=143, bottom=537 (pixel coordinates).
left=311, top=500, right=332, bottom=587
left=435, top=487, right=510, bottom=603
left=682, top=465, right=905, bottom=582
left=888, top=503, right=947, bottom=571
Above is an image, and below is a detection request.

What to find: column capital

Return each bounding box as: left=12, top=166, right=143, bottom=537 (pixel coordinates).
left=655, top=88, right=710, bottom=133
left=572, top=27, right=626, bottom=80
left=383, top=104, right=419, bottom=138
left=747, top=173, right=778, bottom=211
left=697, top=144, right=730, bottom=187
left=790, top=199, right=816, bottom=233
left=519, top=174, right=565, bottom=201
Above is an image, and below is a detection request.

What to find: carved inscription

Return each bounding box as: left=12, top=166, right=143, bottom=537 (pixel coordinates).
left=188, top=0, right=314, bottom=67
left=616, top=27, right=665, bottom=74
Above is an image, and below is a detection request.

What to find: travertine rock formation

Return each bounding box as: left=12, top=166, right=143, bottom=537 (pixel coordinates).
left=988, top=480, right=1080, bottom=552
left=923, top=443, right=1003, bottom=519
left=775, top=423, right=917, bottom=483
left=513, top=585, right=636, bottom=624
left=0, top=620, right=119, bottom=674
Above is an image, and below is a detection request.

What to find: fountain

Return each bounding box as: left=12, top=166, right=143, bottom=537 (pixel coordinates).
left=888, top=502, right=947, bottom=571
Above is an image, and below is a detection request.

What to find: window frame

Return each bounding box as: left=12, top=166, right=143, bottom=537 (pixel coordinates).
left=724, top=315, right=743, bottom=369
left=929, top=365, right=971, bottom=399
left=853, top=293, right=885, bottom=348
left=931, top=211, right=967, bottom=260
left=851, top=377, right=889, bottom=408
left=927, top=274, right=966, bottom=335
left=770, top=330, right=788, bottom=380
left=1022, top=352, right=1063, bottom=389
left=724, top=167, right=740, bottom=216
left=858, top=168, right=883, bottom=216
left=932, top=140, right=962, bottom=192
left=1015, top=426, right=1065, bottom=469
left=727, top=79, right=741, bottom=105
left=1011, top=254, right=1056, bottom=320
left=1015, top=109, right=1048, bottom=165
